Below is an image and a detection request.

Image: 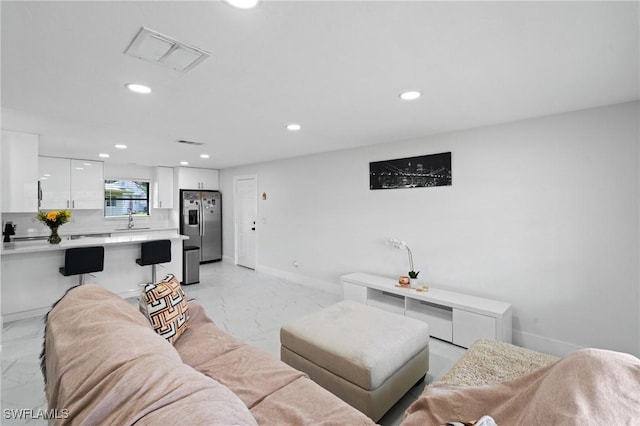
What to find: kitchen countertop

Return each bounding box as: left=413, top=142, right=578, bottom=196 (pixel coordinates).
left=109, top=226, right=179, bottom=234
left=10, top=226, right=179, bottom=239
left=1, top=232, right=188, bottom=255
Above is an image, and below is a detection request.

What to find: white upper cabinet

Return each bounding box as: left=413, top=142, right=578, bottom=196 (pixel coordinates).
left=176, top=167, right=219, bottom=190
left=39, top=157, right=71, bottom=210
left=39, top=156, right=104, bottom=210
left=153, top=166, right=174, bottom=209
left=70, top=159, right=104, bottom=209
left=1, top=130, right=39, bottom=212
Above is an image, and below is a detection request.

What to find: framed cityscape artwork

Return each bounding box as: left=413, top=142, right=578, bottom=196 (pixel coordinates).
left=369, top=152, right=452, bottom=190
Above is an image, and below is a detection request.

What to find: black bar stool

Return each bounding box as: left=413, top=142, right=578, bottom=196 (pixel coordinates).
left=59, top=246, right=105, bottom=285
left=136, top=240, right=171, bottom=284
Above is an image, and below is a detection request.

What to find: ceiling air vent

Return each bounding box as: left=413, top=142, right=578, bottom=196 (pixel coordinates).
left=124, top=27, right=210, bottom=72
left=177, top=139, right=205, bottom=146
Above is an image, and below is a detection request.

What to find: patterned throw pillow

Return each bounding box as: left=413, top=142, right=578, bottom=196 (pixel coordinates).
left=139, top=274, right=189, bottom=344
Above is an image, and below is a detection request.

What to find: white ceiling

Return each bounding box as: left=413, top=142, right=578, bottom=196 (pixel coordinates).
left=2, top=1, right=638, bottom=169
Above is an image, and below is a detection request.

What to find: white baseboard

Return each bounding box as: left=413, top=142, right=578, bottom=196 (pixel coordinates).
left=117, top=288, right=142, bottom=299
left=255, top=265, right=342, bottom=296
left=212, top=259, right=592, bottom=356
left=512, top=329, right=584, bottom=357
left=3, top=288, right=143, bottom=323
left=220, top=256, right=341, bottom=295
left=251, top=265, right=583, bottom=357
left=3, top=306, right=50, bottom=323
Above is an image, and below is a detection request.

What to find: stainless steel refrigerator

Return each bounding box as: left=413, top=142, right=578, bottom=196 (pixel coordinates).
left=180, top=190, right=222, bottom=263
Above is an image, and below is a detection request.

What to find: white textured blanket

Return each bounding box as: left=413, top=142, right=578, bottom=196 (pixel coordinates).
left=402, top=348, right=640, bottom=426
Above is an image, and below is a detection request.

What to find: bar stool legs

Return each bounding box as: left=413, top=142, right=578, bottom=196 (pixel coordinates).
left=136, top=240, right=172, bottom=284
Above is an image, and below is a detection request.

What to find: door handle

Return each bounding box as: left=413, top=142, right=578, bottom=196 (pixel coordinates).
left=200, top=204, right=205, bottom=236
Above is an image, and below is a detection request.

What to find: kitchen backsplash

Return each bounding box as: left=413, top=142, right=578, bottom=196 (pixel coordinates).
left=2, top=209, right=174, bottom=237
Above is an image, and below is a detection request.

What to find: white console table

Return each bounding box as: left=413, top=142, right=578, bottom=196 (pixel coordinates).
left=341, top=273, right=512, bottom=348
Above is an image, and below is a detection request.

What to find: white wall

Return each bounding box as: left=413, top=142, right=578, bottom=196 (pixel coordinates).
left=220, top=101, right=640, bottom=357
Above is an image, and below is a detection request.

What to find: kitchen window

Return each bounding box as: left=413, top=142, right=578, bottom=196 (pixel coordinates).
left=104, top=180, right=149, bottom=218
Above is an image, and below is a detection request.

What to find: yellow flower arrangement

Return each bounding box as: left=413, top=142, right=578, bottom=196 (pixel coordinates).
left=37, top=210, right=71, bottom=244
left=37, top=210, right=71, bottom=228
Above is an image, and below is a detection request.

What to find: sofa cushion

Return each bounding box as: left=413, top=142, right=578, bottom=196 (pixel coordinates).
left=43, top=284, right=257, bottom=425
left=176, top=302, right=306, bottom=409
left=176, top=302, right=374, bottom=424
left=251, top=376, right=375, bottom=425
left=139, top=273, right=189, bottom=344
left=174, top=301, right=244, bottom=365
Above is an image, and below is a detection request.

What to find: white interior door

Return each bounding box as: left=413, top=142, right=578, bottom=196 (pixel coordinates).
left=234, top=175, right=257, bottom=269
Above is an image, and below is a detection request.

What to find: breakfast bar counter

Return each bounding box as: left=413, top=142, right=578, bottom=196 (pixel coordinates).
left=1, top=232, right=187, bottom=255
left=1, top=231, right=188, bottom=322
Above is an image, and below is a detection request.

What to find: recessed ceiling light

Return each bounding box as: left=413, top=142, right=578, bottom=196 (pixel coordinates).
left=287, top=123, right=301, bottom=131
left=41, top=177, right=48, bottom=180
left=43, top=174, right=51, bottom=177
left=99, top=153, right=110, bottom=158
left=200, top=154, right=210, bottom=159
left=180, top=161, right=189, bottom=165
left=114, top=144, right=128, bottom=149
left=125, top=83, right=152, bottom=94
left=224, top=0, right=259, bottom=9
left=83, top=162, right=92, bottom=166
left=399, top=91, right=421, bottom=101
left=75, top=167, right=84, bottom=170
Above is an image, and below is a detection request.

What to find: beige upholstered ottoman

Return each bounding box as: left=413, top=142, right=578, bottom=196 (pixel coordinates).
left=280, top=300, right=430, bottom=421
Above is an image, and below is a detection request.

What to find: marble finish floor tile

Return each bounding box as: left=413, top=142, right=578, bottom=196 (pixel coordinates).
left=1, top=261, right=465, bottom=425
left=1, top=316, right=48, bottom=425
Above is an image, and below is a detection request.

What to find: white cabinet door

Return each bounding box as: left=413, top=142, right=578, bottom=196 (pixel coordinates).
left=177, top=167, right=219, bottom=190
left=452, top=309, right=497, bottom=348
left=200, top=169, right=219, bottom=190
left=153, top=166, right=174, bottom=208
left=39, top=157, right=71, bottom=210
left=343, top=282, right=367, bottom=303
left=70, top=159, right=104, bottom=209
left=176, top=167, right=199, bottom=189
left=1, top=130, right=39, bottom=212
left=38, top=157, right=103, bottom=210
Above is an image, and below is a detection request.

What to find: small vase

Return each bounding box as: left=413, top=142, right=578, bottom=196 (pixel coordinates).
left=48, top=226, right=61, bottom=244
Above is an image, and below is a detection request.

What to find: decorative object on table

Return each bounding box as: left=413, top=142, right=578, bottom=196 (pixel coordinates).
left=3, top=221, right=16, bottom=243
left=37, top=210, right=71, bottom=244
left=388, top=238, right=420, bottom=284
left=394, top=283, right=430, bottom=291
left=369, top=152, right=452, bottom=190
left=398, top=275, right=410, bottom=287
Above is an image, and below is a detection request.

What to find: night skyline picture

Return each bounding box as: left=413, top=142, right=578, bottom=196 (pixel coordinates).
left=369, top=152, right=452, bottom=190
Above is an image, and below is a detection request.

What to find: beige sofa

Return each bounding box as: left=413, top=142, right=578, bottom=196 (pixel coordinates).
left=42, top=284, right=376, bottom=425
